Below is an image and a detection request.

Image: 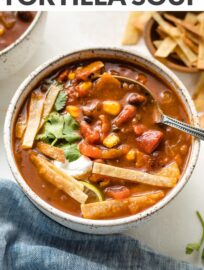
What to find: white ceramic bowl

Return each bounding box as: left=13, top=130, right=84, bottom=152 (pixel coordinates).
left=4, top=48, right=200, bottom=234
left=0, top=12, right=47, bottom=80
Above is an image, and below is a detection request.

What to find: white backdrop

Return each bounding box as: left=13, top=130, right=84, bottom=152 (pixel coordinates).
left=0, top=12, right=204, bottom=267
left=0, top=0, right=200, bottom=11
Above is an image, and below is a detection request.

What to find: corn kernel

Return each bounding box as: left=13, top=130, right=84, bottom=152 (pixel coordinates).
left=66, top=106, right=80, bottom=118
left=126, top=149, right=136, bottom=161
left=103, top=134, right=120, bottom=148
left=68, top=72, right=76, bottom=81
left=79, top=81, right=92, bottom=91
left=0, top=25, right=5, bottom=37
left=102, top=101, right=121, bottom=116
left=135, top=150, right=145, bottom=168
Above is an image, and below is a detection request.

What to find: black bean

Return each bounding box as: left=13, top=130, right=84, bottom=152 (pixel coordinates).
left=128, top=93, right=146, bottom=105
left=17, top=12, right=34, bottom=23
left=112, top=125, right=120, bottom=132
left=84, top=116, right=92, bottom=124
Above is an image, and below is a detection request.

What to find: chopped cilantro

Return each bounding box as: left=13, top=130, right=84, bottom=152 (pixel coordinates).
left=36, top=112, right=81, bottom=161
left=186, top=211, right=204, bottom=261
left=61, top=144, right=81, bottom=162
left=54, top=91, right=68, bottom=111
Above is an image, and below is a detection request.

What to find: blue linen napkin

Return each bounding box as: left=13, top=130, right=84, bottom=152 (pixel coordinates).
left=0, top=179, right=202, bottom=270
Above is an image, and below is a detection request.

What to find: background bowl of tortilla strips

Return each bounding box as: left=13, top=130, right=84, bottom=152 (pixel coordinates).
left=144, top=12, right=203, bottom=73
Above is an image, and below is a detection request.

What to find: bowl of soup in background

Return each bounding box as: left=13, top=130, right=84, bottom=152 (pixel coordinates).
left=4, top=48, right=200, bottom=234
left=0, top=11, right=47, bottom=80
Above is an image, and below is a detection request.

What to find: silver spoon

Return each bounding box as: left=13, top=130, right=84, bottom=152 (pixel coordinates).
left=113, top=75, right=204, bottom=141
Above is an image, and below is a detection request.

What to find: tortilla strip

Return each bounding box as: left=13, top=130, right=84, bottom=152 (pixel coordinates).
left=156, top=162, right=180, bottom=181
left=153, top=40, right=162, bottom=49
left=22, top=92, right=44, bottom=149
left=184, top=13, right=198, bottom=25
left=93, top=163, right=177, bottom=188
left=134, top=12, right=152, bottom=32
left=156, top=26, right=168, bottom=39
left=174, top=37, right=197, bottom=64
left=15, top=110, right=28, bottom=139
left=193, top=72, right=204, bottom=112
left=155, top=37, right=177, bottom=58
left=197, top=13, right=204, bottom=23
left=164, top=13, right=203, bottom=38
left=81, top=191, right=164, bottom=219
left=183, top=36, right=198, bottom=54
left=37, top=141, right=66, bottom=163
left=153, top=41, right=191, bottom=67
left=30, top=154, right=87, bottom=203
left=174, top=46, right=192, bottom=67
left=40, top=83, right=62, bottom=128
left=198, top=17, right=204, bottom=69
left=152, top=12, right=180, bottom=37
left=42, top=156, right=84, bottom=191
left=185, top=31, right=199, bottom=45
left=122, top=12, right=141, bottom=45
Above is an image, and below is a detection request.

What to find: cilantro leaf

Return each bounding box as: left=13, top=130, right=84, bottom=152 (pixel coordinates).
left=45, top=112, right=64, bottom=139
left=36, top=132, right=55, bottom=143
left=61, top=143, right=81, bottom=162
left=63, top=114, right=79, bottom=131
left=62, top=133, right=81, bottom=144
left=185, top=211, right=204, bottom=260
left=186, top=243, right=200, bottom=254
left=54, top=91, right=68, bottom=111
left=36, top=112, right=81, bottom=157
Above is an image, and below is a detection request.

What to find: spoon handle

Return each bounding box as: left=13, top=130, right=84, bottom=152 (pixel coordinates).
left=162, top=115, right=204, bottom=141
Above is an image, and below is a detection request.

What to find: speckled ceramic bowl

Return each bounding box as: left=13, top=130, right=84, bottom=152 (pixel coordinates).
left=0, top=12, right=47, bottom=80
left=4, top=48, right=200, bottom=234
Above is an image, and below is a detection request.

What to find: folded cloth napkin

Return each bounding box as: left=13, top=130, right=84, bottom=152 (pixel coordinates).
left=0, top=180, right=202, bottom=270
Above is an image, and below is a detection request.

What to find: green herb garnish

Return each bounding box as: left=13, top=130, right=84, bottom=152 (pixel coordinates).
left=54, top=91, right=68, bottom=111
left=186, top=211, right=204, bottom=260
left=36, top=112, right=81, bottom=161
left=61, top=144, right=81, bottom=162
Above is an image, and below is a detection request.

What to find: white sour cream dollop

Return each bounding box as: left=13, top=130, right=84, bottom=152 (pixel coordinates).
left=53, top=155, right=93, bottom=179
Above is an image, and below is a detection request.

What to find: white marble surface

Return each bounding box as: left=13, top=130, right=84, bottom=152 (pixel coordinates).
left=0, top=11, right=204, bottom=267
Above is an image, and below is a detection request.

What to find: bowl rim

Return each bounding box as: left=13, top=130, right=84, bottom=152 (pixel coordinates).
left=144, top=14, right=199, bottom=74
left=4, top=47, right=200, bottom=228
left=0, top=11, right=43, bottom=57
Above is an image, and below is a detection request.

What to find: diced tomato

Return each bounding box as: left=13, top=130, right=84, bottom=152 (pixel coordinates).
left=136, top=130, right=164, bottom=154
left=89, top=173, right=110, bottom=183
left=76, top=82, right=92, bottom=97
left=80, top=121, right=100, bottom=144
left=99, top=115, right=111, bottom=140
left=82, top=100, right=101, bottom=117
left=66, top=86, right=79, bottom=103
left=133, top=124, right=146, bottom=136
left=58, top=70, right=68, bottom=83
left=101, top=145, right=130, bottom=159
left=114, top=105, right=136, bottom=126
left=105, top=186, right=130, bottom=200
left=79, top=141, right=102, bottom=159
left=76, top=61, right=104, bottom=81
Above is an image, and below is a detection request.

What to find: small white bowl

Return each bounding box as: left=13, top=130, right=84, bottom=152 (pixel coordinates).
left=0, top=12, right=47, bottom=80
left=4, top=48, right=200, bottom=234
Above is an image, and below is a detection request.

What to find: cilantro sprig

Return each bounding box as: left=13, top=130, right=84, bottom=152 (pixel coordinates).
left=36, top=112, right=81, bottom=162
left=186, top=211, right=204, bottom=260
left=54, top=91, right=68, bottom=111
